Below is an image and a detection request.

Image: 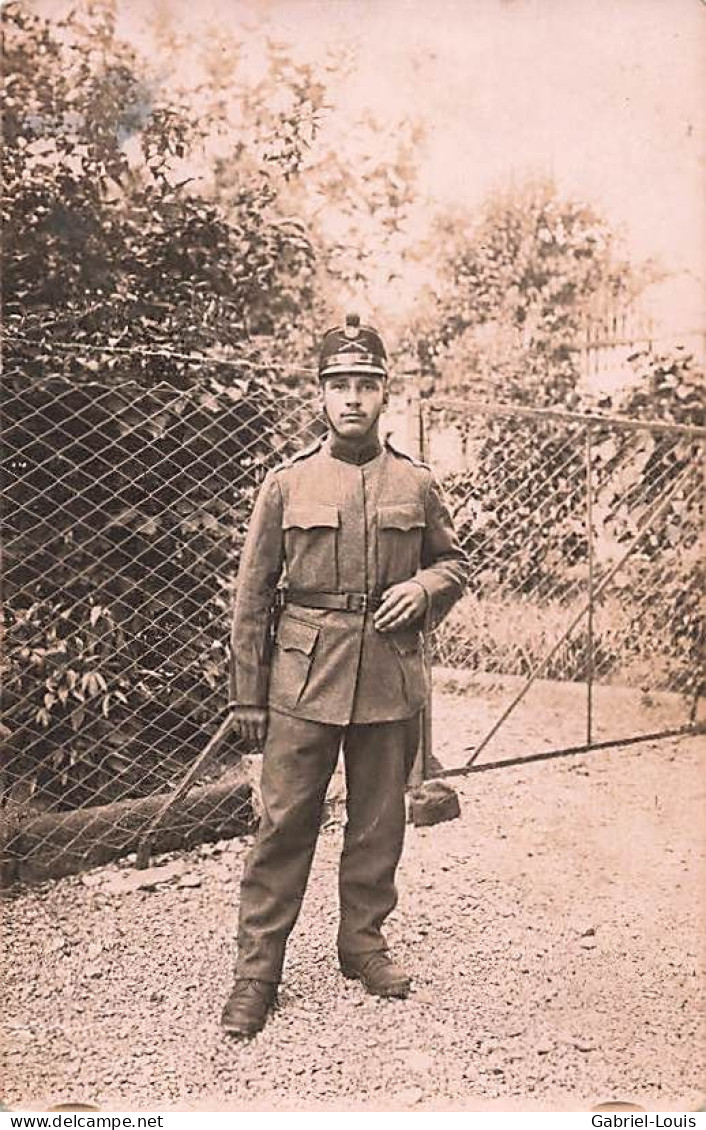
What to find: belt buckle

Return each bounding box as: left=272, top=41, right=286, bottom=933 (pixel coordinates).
left=346, top=592, right=368, bottom=613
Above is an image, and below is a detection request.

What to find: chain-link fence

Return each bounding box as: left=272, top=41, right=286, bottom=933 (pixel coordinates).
left=423, top=399, right=704, bottom=774
left=2, top=365, right=323, bottom=882
left=2, top=370, right=703, bottom=882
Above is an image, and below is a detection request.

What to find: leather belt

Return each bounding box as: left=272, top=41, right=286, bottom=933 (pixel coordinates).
left=284, top=590, right=382, bottom=613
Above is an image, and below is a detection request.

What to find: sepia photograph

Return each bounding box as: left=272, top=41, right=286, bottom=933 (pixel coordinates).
left=2, top=0, right=705, bottom=1116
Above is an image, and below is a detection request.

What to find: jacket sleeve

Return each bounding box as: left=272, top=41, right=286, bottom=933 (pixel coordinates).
left=412, top=472, right=468, bottom=626
left=229, top=470, right=284, bottom=707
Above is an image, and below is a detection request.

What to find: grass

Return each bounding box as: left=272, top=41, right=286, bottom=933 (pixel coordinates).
left=431, top=590, right=693, bottom=692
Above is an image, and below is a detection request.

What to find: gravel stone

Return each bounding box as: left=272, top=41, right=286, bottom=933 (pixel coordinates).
left=2, top=716, right=704, bottom=1112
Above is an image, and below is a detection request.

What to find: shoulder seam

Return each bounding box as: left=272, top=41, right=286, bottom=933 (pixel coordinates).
left=290, top=436, right=326, bottom=462
left=271, top=436, right=326, bottom=472
left=384, top=437, right=430, bottom=469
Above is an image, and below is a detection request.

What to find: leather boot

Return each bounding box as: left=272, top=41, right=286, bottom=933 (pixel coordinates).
left=339, top=950, right=411, bottom=998
left=221, top=979, right=278, bottom=1037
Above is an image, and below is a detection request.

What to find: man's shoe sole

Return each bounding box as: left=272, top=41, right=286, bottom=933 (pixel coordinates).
left=220, top=998, right=277, bottom=1038
left=221, top=1018, right=264, bottom=1038
left=339, top=963, right=411, bottom=998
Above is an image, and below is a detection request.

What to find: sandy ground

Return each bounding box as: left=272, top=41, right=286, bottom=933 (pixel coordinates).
left=2, top=684, right=705, bottom=1113
left=430, top=668, right=700, bottom=772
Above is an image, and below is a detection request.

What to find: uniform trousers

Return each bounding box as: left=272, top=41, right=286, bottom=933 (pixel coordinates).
left=235, top=708, right=420, bottom=982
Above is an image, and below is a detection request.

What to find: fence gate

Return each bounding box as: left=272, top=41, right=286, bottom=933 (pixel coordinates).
left=2, top=364, right=703, bottom=883
left=421, top=398, right=704, bottom=777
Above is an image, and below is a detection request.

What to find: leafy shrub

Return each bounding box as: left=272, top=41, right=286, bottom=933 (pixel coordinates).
left=1, top=1, right=325, bottom=807
left=621, top=347, right=704, bottom=429
left=2, top=375, right=322, bottom=808
left=430, top=407, right=703, bottom=697
left=440, top=412, right=586, bottom=600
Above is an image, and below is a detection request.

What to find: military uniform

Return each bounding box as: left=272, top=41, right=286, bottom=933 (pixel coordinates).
left=229, top=428, right=468, bottom=983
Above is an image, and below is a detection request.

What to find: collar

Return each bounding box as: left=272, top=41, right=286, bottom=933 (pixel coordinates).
left=326, top=432, right=382, bottom=466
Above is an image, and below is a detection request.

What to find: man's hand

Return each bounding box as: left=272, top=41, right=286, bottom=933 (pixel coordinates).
left=229, top=705, right=268, bottom=748
left=373, top=580, right=428, bottom=633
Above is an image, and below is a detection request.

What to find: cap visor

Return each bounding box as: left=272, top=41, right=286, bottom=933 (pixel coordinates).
left=319, top=363, right=387, bottom=377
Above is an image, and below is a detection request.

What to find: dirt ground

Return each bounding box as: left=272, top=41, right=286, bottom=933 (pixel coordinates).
left=2, top=683, right=705, bottom=1113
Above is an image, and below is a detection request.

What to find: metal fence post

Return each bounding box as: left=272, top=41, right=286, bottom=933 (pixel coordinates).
left=403, top=365, right=429, bottom=788
left=585, top=425, right=595, bottom=747
left=402, top=363, right=424, bottom=463
left=461, top=460, right=697, bottom=767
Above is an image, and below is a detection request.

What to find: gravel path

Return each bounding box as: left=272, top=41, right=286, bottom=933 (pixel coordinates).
left=2, top=692, right=705, bottom=1112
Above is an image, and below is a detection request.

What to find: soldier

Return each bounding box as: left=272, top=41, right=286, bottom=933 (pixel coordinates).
left=222, top=314, right=468, bottom=1037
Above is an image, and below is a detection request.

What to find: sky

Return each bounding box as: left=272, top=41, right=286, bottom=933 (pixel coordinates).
left=33, top=0, right=706, bottom=333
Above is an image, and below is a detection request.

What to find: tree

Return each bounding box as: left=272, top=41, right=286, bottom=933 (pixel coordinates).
left=402, top=178, right=636, bottom=407
left=1, top=0, right=326, bottom=809
left=1, top=1, right=320, bottom=384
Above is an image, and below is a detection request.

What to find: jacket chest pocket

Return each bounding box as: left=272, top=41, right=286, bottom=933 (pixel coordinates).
left=283, top=502, right=340, bottom=591
left=377, top=503, right=426, bottom=584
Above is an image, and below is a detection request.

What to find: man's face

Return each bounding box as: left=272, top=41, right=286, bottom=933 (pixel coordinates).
left=320, top=373, right=387, bottom=439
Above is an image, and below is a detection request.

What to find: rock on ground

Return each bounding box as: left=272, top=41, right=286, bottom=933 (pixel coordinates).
left=2, top=690, right=705, bottom=1112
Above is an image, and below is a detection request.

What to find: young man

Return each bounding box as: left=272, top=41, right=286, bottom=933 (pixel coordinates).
left=222, top=314, right=467, bottom=1037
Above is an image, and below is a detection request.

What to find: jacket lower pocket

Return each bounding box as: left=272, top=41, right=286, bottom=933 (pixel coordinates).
left=269, top=615, right=320, bottom=708
left=388, top=628, right=427, bottom=707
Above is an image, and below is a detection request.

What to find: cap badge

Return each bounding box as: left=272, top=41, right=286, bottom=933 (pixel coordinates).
left=344, top=313, right=361, bottom=340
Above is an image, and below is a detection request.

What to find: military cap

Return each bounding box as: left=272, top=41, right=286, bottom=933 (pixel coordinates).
left=318, top=313, right=388, bottom=381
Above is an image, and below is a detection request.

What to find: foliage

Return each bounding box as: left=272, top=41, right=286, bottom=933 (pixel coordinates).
left=439, top=414, right=587, bottom=598
left=1, top=0, right=327, bottom=807
left=620, top=347, right=704, bottom=428
left=432, top=569, right=702, bottom=699
left=2, top=374, right=322, bottom=808
left=2, top=1, right=318, bottom=382
left=138, top=12, right=426, bottom=325
left=403, top=178, right=635, bottom=406
left=430, top=408, right=702, bottom=696
left=304, top=114, right=424, bottom=302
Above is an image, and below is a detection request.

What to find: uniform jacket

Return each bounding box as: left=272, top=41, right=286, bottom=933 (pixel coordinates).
left=229, top=433, right=468, bottom=724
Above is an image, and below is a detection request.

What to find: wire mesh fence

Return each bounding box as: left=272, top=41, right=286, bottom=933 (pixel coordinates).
left=2, top=365, right=323, bottom=881
left=423, top=399, right=704, bottom=773
left=2, top=366, right=703, bottom=880
left=586, top=420, right=703, bottom=743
